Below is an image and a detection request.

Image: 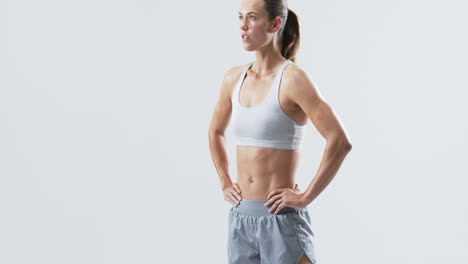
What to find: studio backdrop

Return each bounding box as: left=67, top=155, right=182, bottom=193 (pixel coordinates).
left=1, top=0, right=467, bottom=263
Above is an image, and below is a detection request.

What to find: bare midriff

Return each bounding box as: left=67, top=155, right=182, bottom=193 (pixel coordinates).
left=236, top=145, right=301, bottom=200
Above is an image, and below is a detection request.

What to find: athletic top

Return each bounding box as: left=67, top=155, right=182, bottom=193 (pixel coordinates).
left=230, top=59, right=306, bottom=150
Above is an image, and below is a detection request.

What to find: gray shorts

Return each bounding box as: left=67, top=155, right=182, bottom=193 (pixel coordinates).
left=228, top=199, right=317, bottom=264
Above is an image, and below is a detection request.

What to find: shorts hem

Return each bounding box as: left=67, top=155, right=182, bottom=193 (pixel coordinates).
left=291, top=211, right=317, bottom=264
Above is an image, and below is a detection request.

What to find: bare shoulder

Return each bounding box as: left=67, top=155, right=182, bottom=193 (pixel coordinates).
left=282, top=62, right=324, bottom=105
left=209, top=63, right=248, bottom=133
left=224, top=63, right=246, bottom=82
left=218, top=63, right=249, bottom=100
left=283, top=62, right=352, bottom=144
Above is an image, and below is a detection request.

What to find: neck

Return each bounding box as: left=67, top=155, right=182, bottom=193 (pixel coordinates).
left=251, top=42, right=285, bottom=78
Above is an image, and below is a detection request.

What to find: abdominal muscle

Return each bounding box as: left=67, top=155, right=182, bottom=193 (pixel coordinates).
left=236, top=145, right=301, bottom=200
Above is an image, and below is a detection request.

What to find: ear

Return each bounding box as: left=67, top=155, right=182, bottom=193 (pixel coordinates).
left=271, top=16, right=283, bottom=33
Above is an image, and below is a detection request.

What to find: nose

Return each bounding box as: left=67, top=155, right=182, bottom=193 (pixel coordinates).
left=240, top=17, right=248, bottom=30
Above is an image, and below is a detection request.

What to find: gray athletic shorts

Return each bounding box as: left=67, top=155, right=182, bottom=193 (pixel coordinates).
left=228, top=199, right=317, bottom=264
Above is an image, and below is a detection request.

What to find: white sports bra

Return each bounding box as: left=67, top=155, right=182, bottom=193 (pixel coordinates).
left=230, top=59, right=306, bottom=150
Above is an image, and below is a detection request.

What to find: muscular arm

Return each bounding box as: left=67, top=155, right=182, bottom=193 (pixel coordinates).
left=287, top=67, right=353, bottom=205
left=208, top=67, right=239, bottom=190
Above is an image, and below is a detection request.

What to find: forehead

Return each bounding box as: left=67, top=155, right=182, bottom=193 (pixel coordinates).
left=239, top=0, right=264, bottom=15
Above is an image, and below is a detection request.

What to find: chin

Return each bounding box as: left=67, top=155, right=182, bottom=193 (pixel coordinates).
left=242, top=45, right=256, bottom=52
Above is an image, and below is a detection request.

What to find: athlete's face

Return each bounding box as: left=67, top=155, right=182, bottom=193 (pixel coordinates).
left=239, top=0, right=282, bottom=51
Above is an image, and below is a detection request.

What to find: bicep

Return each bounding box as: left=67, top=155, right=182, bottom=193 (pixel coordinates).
left=290, top=70, right=348, bottom=140
left=209, top=69, right=236, bottom=135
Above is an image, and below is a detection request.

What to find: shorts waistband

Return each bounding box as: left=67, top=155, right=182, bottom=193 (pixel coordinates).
left=231, top=199, right=299, bottom=216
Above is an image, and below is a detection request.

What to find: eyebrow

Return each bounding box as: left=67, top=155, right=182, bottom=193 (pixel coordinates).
left=238, top=11, right=258, bottom=15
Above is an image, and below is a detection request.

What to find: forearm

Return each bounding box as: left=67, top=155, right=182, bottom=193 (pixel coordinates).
left=208, top=131, right=233, bottom=190
left=302, top=137, right=352, bottom=205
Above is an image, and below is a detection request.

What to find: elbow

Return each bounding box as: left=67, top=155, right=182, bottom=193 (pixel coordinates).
left=208, top=130, right=216, bottom=142
left=327, top=137, right=352, bottom=154
left=332, top=135, right=352, bottom=152
left=208, top=128, right=224, bottom=141
left=341, top=136, right=353, bottom=152
left=344, top=141, right=352, bottom=152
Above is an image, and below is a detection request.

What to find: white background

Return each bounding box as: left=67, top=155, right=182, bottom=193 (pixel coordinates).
left=1, top=0, right=467, bottom=263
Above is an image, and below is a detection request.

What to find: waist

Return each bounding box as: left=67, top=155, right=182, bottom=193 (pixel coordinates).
left=236, top=146, right=299, bottom=199
left=236, top=178, right=297, bottom=200
left=231, top=199, right=301, bottom=216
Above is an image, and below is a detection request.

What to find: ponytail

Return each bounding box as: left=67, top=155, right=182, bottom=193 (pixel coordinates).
left=263, top=1, right=301, bottom=63
left=280, top=9, right=300, bottom=63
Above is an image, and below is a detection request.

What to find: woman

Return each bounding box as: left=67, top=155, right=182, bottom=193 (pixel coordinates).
left=208, top=0, right=352, bottom=263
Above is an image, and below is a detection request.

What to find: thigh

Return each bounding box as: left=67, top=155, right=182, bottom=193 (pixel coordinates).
left=228, top=208, right=261, bottom=264
left=298, top=253, right=314, bottom=264
left=255, top=212, right=303, bottom=264
left=256, top=209, right=317, bottom=264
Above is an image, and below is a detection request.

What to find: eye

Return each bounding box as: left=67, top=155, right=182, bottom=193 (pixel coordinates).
left=250, top=16, right=256, bottom=20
